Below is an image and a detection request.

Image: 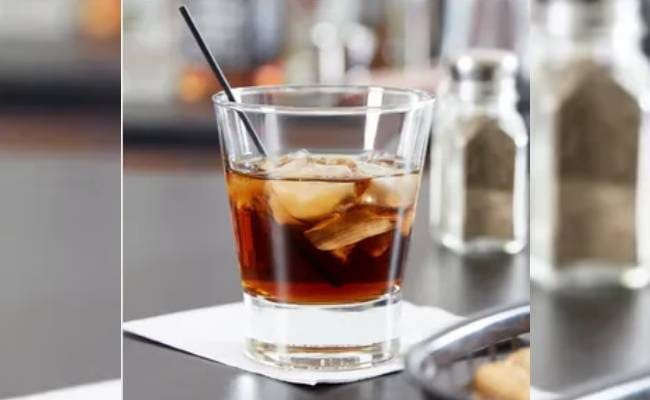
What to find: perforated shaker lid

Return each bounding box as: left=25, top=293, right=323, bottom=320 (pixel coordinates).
left=449, top=49, right=519, bottom=84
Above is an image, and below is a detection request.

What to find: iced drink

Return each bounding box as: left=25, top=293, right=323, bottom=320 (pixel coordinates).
left=226, top=151, right=419, bottom=304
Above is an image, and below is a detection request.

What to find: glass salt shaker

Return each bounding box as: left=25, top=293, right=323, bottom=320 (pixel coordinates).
left=430, top=49, right=529, bottom=255
left=530, top=0, right=650, bottom=290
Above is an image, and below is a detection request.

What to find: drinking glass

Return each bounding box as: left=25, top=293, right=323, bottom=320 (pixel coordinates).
left=214, top=85, right=434, bottom=370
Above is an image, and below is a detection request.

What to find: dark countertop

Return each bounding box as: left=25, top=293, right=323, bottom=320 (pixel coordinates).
left=0, top=111, right=121, bottom=398
left=531, top=286, right=650, bottom=391
left=123, top=147, right=650, bottom=399
left=123, top=147, right=530, bottom=400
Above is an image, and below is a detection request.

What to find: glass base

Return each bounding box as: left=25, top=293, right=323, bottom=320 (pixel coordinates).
left=246, top=338, right=399, bottom=371
left=530, top=256, right=650, bottom=292
left=243, top=290, right=401, bottom=370
left=439, top=233, right=526, bottom=256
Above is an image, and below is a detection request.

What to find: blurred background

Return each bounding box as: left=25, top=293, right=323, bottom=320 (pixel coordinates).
left=0, top=0, right=120, bottom=397
left=123, top=0, right=529, bottom=147
left=123, top=1, right=534, bottom=399
left=123, top=1, right=650, bottom=399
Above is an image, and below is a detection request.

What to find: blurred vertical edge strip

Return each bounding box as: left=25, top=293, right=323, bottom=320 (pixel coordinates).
left=644, top=0, right=650, bottom=55
left=0, top=0, right=122, bottom=397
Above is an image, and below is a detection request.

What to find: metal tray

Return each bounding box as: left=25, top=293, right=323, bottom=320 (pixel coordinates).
left=406, top=302, right=530, bottom=400
left=559, top=369, right=650, bottom=400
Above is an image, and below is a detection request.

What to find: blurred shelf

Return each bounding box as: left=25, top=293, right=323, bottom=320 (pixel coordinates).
left=124, top=79, right=529, bottom=148
left=0, top=39, right=120, bottom=108
left=124, top=101, right=220, bottom=147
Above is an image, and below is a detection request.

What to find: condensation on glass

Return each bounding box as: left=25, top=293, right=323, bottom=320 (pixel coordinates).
left=530, top=0, right=650, bottom=290
left=430, top=49, right=529, bottom=255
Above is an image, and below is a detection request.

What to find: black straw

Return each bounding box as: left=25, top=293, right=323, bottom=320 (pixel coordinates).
left=180, top=5, right=346, bottom=289
left=179, top=5, right=267, bottom=156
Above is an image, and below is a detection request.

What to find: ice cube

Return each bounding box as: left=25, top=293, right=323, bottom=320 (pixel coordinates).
left=226, top=173, right=265, bottom=208
left=271, top=156, right=356, bottom=180
left=305, top=208, right=395, bottom=251
left=271, top=157, right=309, bottom=177
left=267, top=193, right=301, bottom=225
left=288, top=149, right=311, bottom=160
left=355, top=161, right=396, bottom=178
left=330, top=245, right=354, bottom=263
left=357, top=150, right=395, bottom=164
left=266, top=181, right=355, bottom=221
left=359, top=232, right=393, bottom=257
left=361, top=175, right=420, bottom=208
left=273, top=149, right=310, bottom=168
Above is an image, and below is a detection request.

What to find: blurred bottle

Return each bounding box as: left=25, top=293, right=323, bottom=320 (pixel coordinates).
left=0, top=0, right=76, bottom=42
left=123, top=0, right=177, bottom=104
left=530, top=0, right=650, bottom=290
left=282, top=0, right=318, bottom=83
left=78, top=0, right=121, bottom=42
left=430, top=50, right=528, bottom=255
left=0, top=0, right=120, bottom=43
left=384, top=0, right=437, bottom=69
left=341, top=0, right=443, bottom=91
left=283, top=0, right=376, bottom=85
left=178, top=0, right=285, bottom=104
left=440, top=0, right=528, bottom=78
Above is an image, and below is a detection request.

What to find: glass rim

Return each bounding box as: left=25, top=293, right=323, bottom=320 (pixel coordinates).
left=212, top=84, right=435, bottom=115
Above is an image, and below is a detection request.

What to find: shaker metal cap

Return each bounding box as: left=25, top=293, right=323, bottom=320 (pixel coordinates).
left=449, top=49, right=519, bottom=83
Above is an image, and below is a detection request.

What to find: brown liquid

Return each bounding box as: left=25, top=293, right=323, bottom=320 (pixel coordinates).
left=225, top=156, right=419, bottom=304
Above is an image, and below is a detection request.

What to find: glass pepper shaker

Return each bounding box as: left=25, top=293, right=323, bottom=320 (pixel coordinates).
left=530, top=0, right=650, bottom=290
left=430, top=49, right=529, bottom=255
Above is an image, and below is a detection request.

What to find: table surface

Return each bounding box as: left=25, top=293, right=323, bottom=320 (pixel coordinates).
left=121, top=147, right=530, bottom=400
left=0, top=109, right=121, bottom=398
left=0, top=105, right=645, bottom=400
left=123, top=147, right=650, bottom=399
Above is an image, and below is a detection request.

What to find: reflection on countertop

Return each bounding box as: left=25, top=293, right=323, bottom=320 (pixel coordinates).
left=532, top=285, right=650, bottom=393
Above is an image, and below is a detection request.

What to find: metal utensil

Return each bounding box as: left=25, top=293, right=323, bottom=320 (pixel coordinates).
left=406, top=302, right=530, bottom=400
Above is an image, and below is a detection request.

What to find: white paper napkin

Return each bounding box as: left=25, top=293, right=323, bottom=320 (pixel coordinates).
left=531, top=389, right=558, bottom=400
left=4, top=380, right=121, bottom=400
left=124, top=301, right=463, bottom=385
